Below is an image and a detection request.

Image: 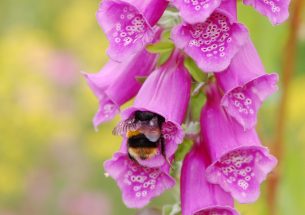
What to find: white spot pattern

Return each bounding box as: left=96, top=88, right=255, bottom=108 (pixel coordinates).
left=112, top=6, right=148, bottom=47
left=215, top=149, right=264, bottom=191
left=123, top=160, right=161, bottom=198
left=261, top=0, right=281, bottom=13
left=228, top=89, right=255, bottom=116
left=182, top=0, right=213, bottom=11
left=186, top=13, right=233, bottom=58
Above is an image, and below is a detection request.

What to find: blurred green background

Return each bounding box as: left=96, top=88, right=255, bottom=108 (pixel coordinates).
left=0, top=0, right=304, bottom=215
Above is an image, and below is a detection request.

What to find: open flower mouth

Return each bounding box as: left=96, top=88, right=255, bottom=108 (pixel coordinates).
left=104, top=152, right=175, bottom=208
left=171, top=10, right=248, bottom=72
left=98, top=0, right=155, bottom=60
left=109, top=6, right=149, bottom=47
left=221, top=73, right=279, bottom=130
left=206, top=146, right=277, bottom=203
left=243, top=0, right=290, bottom=25
left=113, top=110, right=183, bottom=167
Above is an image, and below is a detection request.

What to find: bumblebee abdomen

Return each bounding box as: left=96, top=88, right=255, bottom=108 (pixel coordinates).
left=127, top=134, right=159, bottom=160
left=128, top=147, right=158, bottom=160
left=127, top=134, right=158, bottom=148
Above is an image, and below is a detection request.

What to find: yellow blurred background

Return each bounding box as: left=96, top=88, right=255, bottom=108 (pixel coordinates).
left=0, top=0, right=304, bottom=214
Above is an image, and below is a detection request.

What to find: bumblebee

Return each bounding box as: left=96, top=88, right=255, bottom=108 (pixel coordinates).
left=113, top=111, right=166, bottom=161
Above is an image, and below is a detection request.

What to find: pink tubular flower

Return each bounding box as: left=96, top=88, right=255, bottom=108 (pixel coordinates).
left=171, top=0, right=248, bottom=72
left=171, top=0, right=223, bottom=24
left=215, top=39, right=279, bottom=130
left=181, top=142, right=240, bottom=215
left=97, top=0, right=168, bottom=61
left=118, top=50, right=191, bottom=167
left=83, top=48, right=157, bottom=128
left=201, top=84, right=277, bottom=203
left=104, top=148, right=175, bottom=208
left=243, top=0, right=291, bottom=25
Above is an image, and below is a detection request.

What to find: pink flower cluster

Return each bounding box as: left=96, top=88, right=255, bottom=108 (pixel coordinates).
left=83, top=0, right=290, bottom=213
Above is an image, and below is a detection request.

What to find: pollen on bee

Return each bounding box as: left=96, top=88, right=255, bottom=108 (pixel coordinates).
left=126, top=130, right=141, bottom=138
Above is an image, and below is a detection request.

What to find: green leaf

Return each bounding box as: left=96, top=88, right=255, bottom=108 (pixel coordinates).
left=161, top=30, right=171, bottom=41
left=146, top=41, right=174, bottom=53
left=162, top=203, right=181, bottom=215
left=184, top=57, right=208, bottom=83
left=135, top=76, right=148, bottom=84
left=175, top=139, right=193, bottom=162
left=190, top=89, right=206, bottom=121
left=157, top=51, right=172, bottom=66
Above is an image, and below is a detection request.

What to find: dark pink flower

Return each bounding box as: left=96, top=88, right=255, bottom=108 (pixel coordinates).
left=118, top=50, right=191, bottom=167
left=104, top=149, right=175, bottom=208
left=83, top=48, right=157, bottom=128
left=181, top=142, right=240, bottom=215
left=215, top=39, right=279, bottom=130
left=171, top=1, right=248, bottom=72
left=201, top=84, right=277, bottom=203
left=243, top=0, right=291, bottom=25
left=97, top=0, right=168, bottom=61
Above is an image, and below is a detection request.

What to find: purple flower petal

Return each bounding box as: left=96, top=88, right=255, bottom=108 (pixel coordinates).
left=200, top=84, right=277, bottom=203
left=162, top=121, right=184, bottom=156
left=243, top=0, right=291, bottom=25
left=97, top=0, right=155, bottom=61
left=83, top=48, right=157, bottom=128
left=93, top=97, right=120, bottom=127
left=221, top=74, right=278, bottom=130
left=104, top=152, right=175, bottom=208
left=181, top=143, right=239, bottom=215
left=172, top=0, right=223, bottom=24
left=206, top=146, right=277, bottom=203
left=216, top=39, right=279, bottom=129
left=171, top=10, right=248, bottom=72
left=120, top=50, right=191, bottom=167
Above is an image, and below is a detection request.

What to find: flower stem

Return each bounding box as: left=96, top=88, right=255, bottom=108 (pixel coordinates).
left=267, top=1, right=304, bottom=214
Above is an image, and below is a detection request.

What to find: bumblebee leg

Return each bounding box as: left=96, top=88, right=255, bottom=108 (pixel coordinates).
left=160, top=136, right=166, bottom=157
left=161, top=137, right=174, bottom=169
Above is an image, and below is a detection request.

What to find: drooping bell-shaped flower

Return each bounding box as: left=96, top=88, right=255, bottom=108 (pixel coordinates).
left=97, top=0, right=168, bottom=61
left=243, top=0, right=290, bottom=25
left=104, top=143, right=175, bottom=208
left=181, top=142, right=240, bottom=215
left=118, top=50, right=192, bottom=168
left=201, top=84, right=277, bottom=203
left=171, top=0, right=248, bottom=72
left=215, top=39, right=279, bottom=130
left=171, top=0, right=223, bottom=24
left=83, top=48, right=157, bottom=128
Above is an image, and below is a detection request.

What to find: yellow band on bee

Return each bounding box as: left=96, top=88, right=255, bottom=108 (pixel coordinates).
left=126, top=130, right=141, bottom=138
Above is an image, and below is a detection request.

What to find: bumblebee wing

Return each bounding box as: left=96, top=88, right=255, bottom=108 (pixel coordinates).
left=112, top=119, right=137, bottom=136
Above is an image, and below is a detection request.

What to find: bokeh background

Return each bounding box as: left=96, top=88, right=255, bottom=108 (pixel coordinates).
left=0, top=0, right=304, bottom=215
